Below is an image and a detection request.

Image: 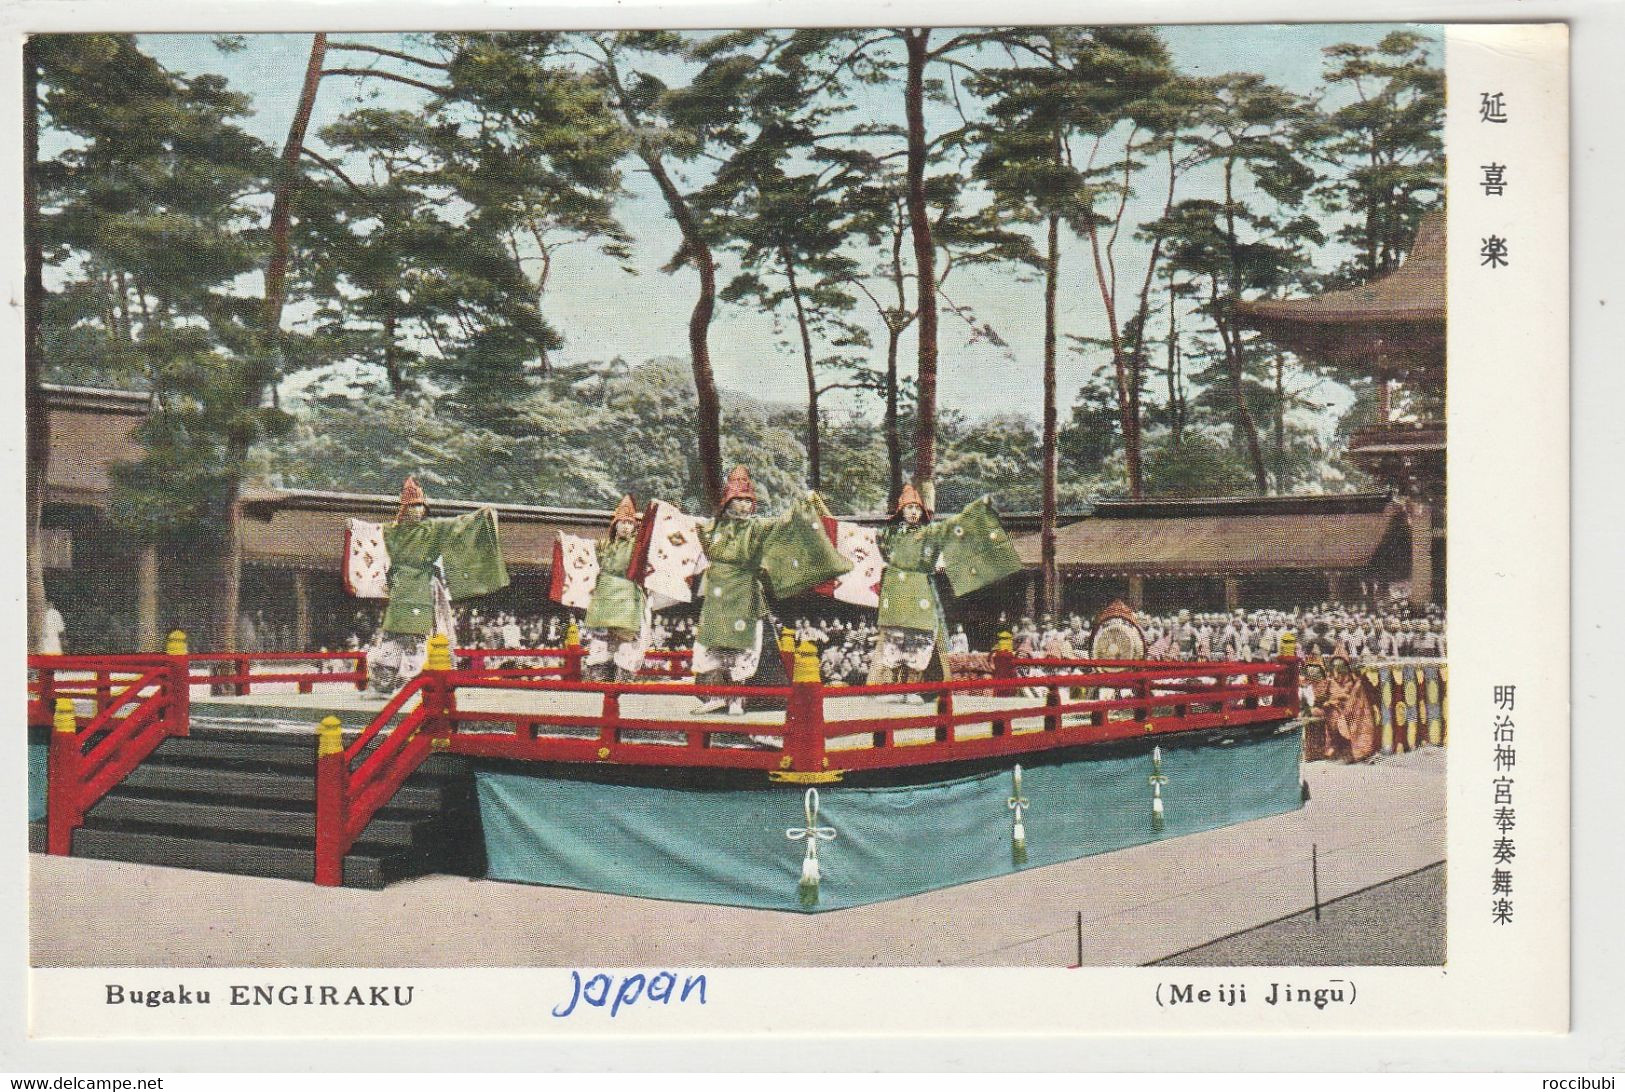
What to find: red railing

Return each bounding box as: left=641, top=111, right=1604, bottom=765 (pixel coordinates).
left=36, top=654, right=188, bottom=855
left=187, top=650, right=368, bottom=695
left=312, top=669, right=449, bottom=886
left=453, top=645, right=698, bottom=679
left=29, top=654, right=169, bottom=727
left=311, top=647, right=1301, bottom=882
left=455, top=646, right=583, bottom=680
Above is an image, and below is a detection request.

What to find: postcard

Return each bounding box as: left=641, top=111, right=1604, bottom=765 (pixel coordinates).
left=3, top=8, right=1573, bottom=1057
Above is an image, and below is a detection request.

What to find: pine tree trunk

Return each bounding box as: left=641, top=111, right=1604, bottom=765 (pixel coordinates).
left=903, top=29, right=939, bottom=496
left=24, top=39, right=48, bottom=651
left=223, top=32, right=327, bottom=651
left=1217, top=309, right=1268, bottom=494
left=1274, top=353, right=1287, bottom=491
left=642, top=151, right=723, bottom=508
left=1040, top=212, right=1060, bottom=618
left=1166, top=266, right=1184, bottom=445
left=1085, top=216, right=1141, bottom=498
left=383, top=311, right=404, bottom=394
left=1220, top=162, right=1268, bottom=495
left=885, top=206, right=908, bottom=508
left=784, top=250, right=821, bottom=490
left=885, top=326, right=902, bottom=508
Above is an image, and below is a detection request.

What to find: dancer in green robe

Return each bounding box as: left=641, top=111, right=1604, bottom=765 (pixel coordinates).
left=865, top=481, right=1022, bottom=700
left=689, top=465, right=849, bottom=715
left=582, top=495, right=649, bottom=682
left=369, top=475, right=509, bottom=694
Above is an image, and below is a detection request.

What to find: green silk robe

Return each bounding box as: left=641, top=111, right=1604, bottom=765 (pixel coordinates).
left=876, top=497, right=1021, bottom=635
left=584, top=535, right=646, bottom=634
left=696, top=499, right=849, bottom=651
left=381, top=509, right=509, bottom=636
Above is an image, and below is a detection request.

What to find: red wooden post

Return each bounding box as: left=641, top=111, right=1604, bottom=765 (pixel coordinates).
left=314, top=715, right=346, bottom=886
left=166, top=631, right=191, bottom=739
left=1045, top=686, right=1062, bottom=733
left=46, top=698, right=82, bottom=855
left=785, top=641, right=826, bottom=775
left=94, top=670, right=111, bottom=717
left=778, top=627, right=797, bottom=679
left=563, top=623, right=583, bottom=682
left=992, top=631, right=1016, bottom=696
left=601, top=691, right=620, bottom=750
left=423, top=635, right=456, bottom=750
left=236, top=655, right=250, bottom=697
left=935, top=690, right=954, bottom=745
left=1276, top=654, right=1301, bottom=717
left=990, top=630, right=1015, bottom=735
left=36, top=666, right=54, bottom=728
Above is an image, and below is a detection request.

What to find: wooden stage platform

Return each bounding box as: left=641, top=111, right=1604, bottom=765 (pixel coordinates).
left=189, top=682, right=1073, bottom=750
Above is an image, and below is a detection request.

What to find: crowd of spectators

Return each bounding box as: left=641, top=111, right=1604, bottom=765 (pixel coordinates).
left=291, top=599, right=1447, bottom=668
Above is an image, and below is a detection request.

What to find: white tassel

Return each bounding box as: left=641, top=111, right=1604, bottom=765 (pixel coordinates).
left=788, top=787, right=836, bottom=902
left=1149, top=747, right=1169, bottom=829
left=1008, top=764, right=1030, bottom=857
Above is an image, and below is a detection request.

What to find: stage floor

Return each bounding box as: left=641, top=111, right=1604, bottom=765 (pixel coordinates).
left=188, top=681, right=1098, bottom=749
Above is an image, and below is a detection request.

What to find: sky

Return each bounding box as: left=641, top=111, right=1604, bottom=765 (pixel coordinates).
left=139, top=24, right=1442, bottom=428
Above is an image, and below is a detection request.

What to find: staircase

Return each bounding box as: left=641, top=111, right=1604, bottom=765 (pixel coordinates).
left=29, top=719, right=485, bottom=889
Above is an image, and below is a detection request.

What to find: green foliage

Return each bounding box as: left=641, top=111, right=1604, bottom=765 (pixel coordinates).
left=1314, top=30, right=1444, bottom=283
left=33, top=34, right=282, bottom=540
left=38, top=26, right=1445, bottom=539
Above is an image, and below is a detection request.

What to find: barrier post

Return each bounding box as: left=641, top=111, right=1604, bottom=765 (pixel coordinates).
left=779, top=626, right=797, bottom=679
left=563, top=622, right=583, bottom=682
left=314, top=715, right=346, bottom=886
left=47, top=698, right=81, bottom=855
left=94, top=669, right=112, bottom=717
left=1276, top=654, right=1301, bottom=717
left=991, top=631, right=1015, bottom=735
left=992, top=631, right=1015, bottom=696
left=354, top=651, right=368, bottom=691
left=785, top=641, right=826, bottom=775
left=36, top=665, right=55, bottom=727
left=236, top=655, right=250, bottom=697
left=935, top=688, right=954, bottom=744
left=424, top=635, right=455, bottom=750
left=165, top=630, right=191, bottom=738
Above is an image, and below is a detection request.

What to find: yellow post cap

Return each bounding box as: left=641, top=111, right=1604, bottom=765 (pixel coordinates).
left=317, top=715, right=344, bottom=756
left=564, top=621, right=581, bottom=647
left=426, top=633, right=452, bottom=671
left=996, top=631, right=1013, bottom=653
left=1279, top=632, right=1298, bottom=658
left=165, top=630, right=189, bottom=656
left=779, top=627, right=796, bottom=653
left=793, top=640, right=821, bottom=684
left=53, top=697, right=77, bottom=733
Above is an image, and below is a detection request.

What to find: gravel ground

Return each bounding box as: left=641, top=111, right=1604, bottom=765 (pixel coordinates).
left=1154, top=862, right=1444, bottom=966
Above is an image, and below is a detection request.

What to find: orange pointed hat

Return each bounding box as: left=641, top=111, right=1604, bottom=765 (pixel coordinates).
left=719, top=465, right=757, bottom=511
left=609, top=494, right=640, bottom=526
left=894, top=481, right=926, bottom=518
left=396, top=475, right=427, bottom=520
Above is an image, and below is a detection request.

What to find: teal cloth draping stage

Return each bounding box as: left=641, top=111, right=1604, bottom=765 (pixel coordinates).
left=29, top=743, right=46, bottom=822
left=475, top=726, right=1304, bottom=912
